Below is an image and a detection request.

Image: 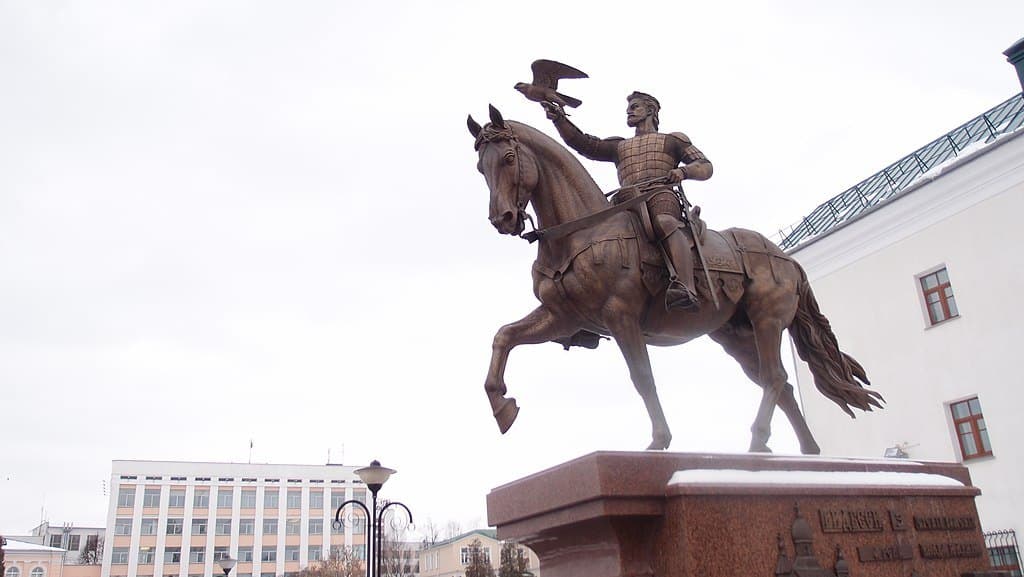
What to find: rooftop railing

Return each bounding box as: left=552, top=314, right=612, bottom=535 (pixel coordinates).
left=776, top=93, right=1024, bottom=250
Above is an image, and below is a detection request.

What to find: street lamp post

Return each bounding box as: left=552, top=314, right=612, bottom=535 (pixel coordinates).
left=217, top=556, right=237, bottom=577
left=333, top=460, right=413, bottom=577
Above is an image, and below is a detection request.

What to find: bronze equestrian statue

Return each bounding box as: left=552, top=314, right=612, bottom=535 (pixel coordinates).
left=544, top=92, right=710, bottom=311
left=468, top=82, right=882, bottom=453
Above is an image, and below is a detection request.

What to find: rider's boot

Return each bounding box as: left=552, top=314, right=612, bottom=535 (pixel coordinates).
left=662, top=229, right=700, bottom=312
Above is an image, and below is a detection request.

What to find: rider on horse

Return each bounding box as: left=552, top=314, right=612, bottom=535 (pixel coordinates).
left=542, top=92, right=713, bottom=311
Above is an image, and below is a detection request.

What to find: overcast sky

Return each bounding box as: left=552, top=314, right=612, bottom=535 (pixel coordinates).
left=2, top=0, right=1023, bottom=535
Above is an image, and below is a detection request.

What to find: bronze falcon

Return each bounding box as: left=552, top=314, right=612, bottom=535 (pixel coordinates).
left=514, top=59, right=588, bottom=108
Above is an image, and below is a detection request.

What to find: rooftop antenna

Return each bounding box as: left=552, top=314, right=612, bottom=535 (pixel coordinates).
left=248, top=439, right=253, bottom=464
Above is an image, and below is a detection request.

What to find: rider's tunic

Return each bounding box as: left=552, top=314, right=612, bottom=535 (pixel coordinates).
left=551, top=117, right=712, bottom=219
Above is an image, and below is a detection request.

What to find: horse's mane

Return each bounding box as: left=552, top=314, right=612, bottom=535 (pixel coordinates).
left=503, top=120, right=606, bottom=212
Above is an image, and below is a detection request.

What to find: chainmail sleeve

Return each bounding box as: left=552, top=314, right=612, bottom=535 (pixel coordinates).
left=552, top=117, right=620, bottom=162
left=670, top=132, right=713, bottom=181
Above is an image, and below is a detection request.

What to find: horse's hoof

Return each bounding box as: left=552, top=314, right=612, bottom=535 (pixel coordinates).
left=494, top=397, right=520, bottom=434
left=801, top=442, right=821, bottom=455
left=646, top=434, right=672, bottom=451
left=749, top=443, right=773, bottom=453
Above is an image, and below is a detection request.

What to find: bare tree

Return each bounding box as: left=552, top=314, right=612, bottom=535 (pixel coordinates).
left=498, top=540, right=531, bottom=577
left=443, top=520, right=463, bottom=540
left=419, top=518, right=442, bottom=547
left=298, top=547, right=364, bottom=577
left=78, top=535, right=104, bottom=565
left=464, top=539, right=495, bottom=577
left=380, top=522, right=417, bottom=577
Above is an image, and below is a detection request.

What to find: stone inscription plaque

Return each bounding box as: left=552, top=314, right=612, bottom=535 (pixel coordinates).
left=857, top=543, right=914, bottom=562
left=919, top=542, right=983, bottom=559
left=914, top=516, right=977, bottom=531
left=819, top=509, right=885, bottom=533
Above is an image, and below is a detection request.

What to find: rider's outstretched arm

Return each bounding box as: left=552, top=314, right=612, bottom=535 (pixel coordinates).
left=544, top=103, right=620, bottom=163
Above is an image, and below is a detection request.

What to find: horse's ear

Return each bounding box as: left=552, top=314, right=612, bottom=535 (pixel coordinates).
left=467, top=114, right=482, bottom=139
left=488, top=104, right=506, bottom=129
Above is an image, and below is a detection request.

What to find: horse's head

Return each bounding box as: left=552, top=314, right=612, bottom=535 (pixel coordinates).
left=468, top=105, right=539, bottom=236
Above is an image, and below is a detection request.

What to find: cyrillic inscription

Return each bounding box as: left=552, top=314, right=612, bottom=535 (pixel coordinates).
left=820, top=509, right=884, bottom=533
left=914, top=516, right=976, bottom=531
left=858, top=543, right=914, bottom=562
left=919, top=542, right=982, bottom=559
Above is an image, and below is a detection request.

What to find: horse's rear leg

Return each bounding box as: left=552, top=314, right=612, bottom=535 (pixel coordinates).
left=486, top=306, right=577, bottom=434
left=605, top=304, right=672, bottom=450
left=709, top=325, right=821, bottom=455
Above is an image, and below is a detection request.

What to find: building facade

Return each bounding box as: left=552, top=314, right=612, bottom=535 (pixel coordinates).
left=418, top=530, right=538, bottom=577
left=21, top=523, right=105, bottom=567
left=2, top=538, right=100, bottom=577
left=101, top=461, right=369, bottom=577
left=781, top=49, right=1024, bottom=564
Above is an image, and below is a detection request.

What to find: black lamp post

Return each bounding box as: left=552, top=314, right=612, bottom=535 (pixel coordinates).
left=217, top=556, right=236, bottom=577
left=333, top=460, right=413, bottom=577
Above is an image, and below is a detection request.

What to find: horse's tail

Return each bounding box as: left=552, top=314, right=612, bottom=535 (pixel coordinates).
left=789, top=266, right=884, bottom=417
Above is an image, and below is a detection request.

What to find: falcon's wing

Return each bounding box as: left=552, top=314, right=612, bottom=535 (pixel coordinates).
left=531, top=59, right=588, bottom=90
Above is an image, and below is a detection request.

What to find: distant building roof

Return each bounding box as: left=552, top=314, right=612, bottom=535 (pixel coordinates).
left=2, top=538, right=67, bottom=553
left=422, top=529, right=498, bottom=550
left=777, top=93, right=1024, bottom=250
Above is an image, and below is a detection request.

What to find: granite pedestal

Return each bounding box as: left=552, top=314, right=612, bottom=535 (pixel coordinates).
left=487, top=452, right=1000, bottom=577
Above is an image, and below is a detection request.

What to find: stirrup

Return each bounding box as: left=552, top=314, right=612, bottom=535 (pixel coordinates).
left=666, top=280, right=700, bottom=312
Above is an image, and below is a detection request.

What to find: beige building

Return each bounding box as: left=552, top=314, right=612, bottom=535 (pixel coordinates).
left=102, top=461, right=369, bottom=577
left=3, top=538, right=100, bottom=577
left=418, top=530, right=538, bottom=577
left=19, top=523, right=105, bottom=567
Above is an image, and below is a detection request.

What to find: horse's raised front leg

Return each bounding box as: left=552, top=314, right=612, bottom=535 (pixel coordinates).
left=605, top=301, right=672, bottom=450
left=486, top=305, right=577, bottom=434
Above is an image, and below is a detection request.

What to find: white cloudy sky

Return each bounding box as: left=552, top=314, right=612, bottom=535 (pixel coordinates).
left=2, top=0, right=1023, bottom=534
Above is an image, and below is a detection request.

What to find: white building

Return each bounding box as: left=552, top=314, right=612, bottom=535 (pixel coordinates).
left=780, top=41, right=1024, bottom=569
left=101, top=461, right=369, bottom=577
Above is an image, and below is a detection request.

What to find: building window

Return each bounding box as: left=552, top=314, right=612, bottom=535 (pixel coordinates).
left=167, top=518, right=184, bottom=535
left=217, top=489, right=234, bottom=509
left=213, top=547, right=230, bottom=562
left=238, top=547, right=254, bottom=562
left=264, top=490, right=279, bottom=509
left=216, top=518, right=232, bottom=536
left=189, top=547, right=205, bottom=564
left=169, top=489, right=186, bottom=508
left=239, top=518, right=255, bottom=535
left=141, top=518, right=158, bottom=535
left=5, top=567, right=20, bottom=577
left=352, top=545, right=365, bottom=561
left=66, top=535, right=81, bottom=551
left=350, top=518, right=365, bottom=535
left=240, top=490, right=256, bottom=509
left=951, top=397, right=992, bottom=459
left=285, top=546, right=300, bottom=562
left=263, top=519, right=278, bottom=535
left=309, top=491, right=323, bottom=509
left=194, top=490, right=210, bottom=508
left=920, top=267, right=959, bottom=325
left=461, top=546, right=490, bottom=565
left=30, top=569, right=44, bottom=577
left=115, top=518, right=133, bottom=535
left=49, top=535, right=63, bottom=548
left=351, top=490, right=366, bottom=504
left=139, top=547, right=156, bottom=564
left=260, top=573, right=275, bottom=577
left=261, top=550, right=277, bottom=563
left=286, top=519, right=301, bottom=536
left=164, top=547, right=182, bottom=564
left=192, top=519, right=208, bottom=535
left=112, top=548, right=130, bottom=564
left=143, top=488, right=161, bottom=508
left=308, top=519, right=323, bottom=535
left=118, top=487, right=135, bottom=508
left=330, top=493, right=346, bottom=510
left=286, top=490, right=302, bottom=509
left=308, top=546, right=321, bottom=562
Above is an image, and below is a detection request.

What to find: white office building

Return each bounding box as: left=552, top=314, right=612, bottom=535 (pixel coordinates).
left=101, top=461, right=368, bottom=577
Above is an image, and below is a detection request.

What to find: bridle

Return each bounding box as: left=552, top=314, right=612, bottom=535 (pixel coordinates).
left=476, top=124, right=535, bottom=238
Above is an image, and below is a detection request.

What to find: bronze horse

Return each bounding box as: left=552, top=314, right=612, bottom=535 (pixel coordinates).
left=468, top=105, right=882, bottom=453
